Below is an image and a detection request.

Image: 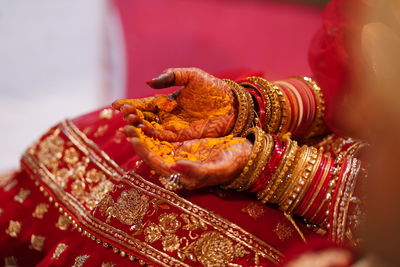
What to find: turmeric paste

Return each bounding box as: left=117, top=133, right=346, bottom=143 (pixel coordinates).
left=134, top=128, right=246, bottom=164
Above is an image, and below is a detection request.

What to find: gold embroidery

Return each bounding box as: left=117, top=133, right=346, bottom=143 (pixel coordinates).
left=113, top=131, right=125, bottom=144
left=144, top=223, right=162, bottom=243
left=241, top=202, right=266, bottom=220
left=55, top=215, right=70, bottom=231
left=82, top=126, right=93, bottom=135
left=30, top=234, right=46, bottom=251
left=180, top=231, right=249, bottom=266
left=21, top=120, right=283, bottom=266
left=52, top=243, right=68, bottom=260
left=64, top=147, right=79, bottom=165
left=3, top=179, right=18, bottom=192
left=54, top=168, right=71, bottom=189
left=0, top=171, right=14, bottom=187
left=273, top=222, right=294, bottom=241
left=99, top=189, right=149, bottom=227
left=36, top=131, right=65, bottom=171
left=162, top=234, right=180, bottom=252
left=4, top=256, right=17, bottom=267
left=159, top=213, right=181, bottom=234
left=180, top=214, right=207, bottom=231
left=14, top=188, right=30, bottom=203
left=99, top=108, right=114, bottom=120
left=6, top=220, right=21, bottom=238
left=101, top=262, right=116, bottom=267
left=32, top=203, right=49, bottom=219
left=85, top=169, right=106, bottom=184
left=72, top=255, right=90, bottom=267
left=94, top=125, right=109, bottom=138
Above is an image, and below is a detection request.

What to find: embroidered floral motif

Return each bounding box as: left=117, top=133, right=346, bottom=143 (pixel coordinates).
left=30, top=234, right=46, bottom=251
left=144, top=223, right=162, bottom=243
left=32, top=203, right=49, bottom=219
left=99, top=108, right=114, bottom=120
left=85, top=169, right=105, bottom=184
left=52, top=243, right=68, bottom=260
left=162, top=234, right=180, bottom=252
left=180, top=231, right=248, bottom=266
left=36, top=130, right=64, bottom=171
left=54, top=168, right=70, bottom=189
left=4, top=256, right=17, bottom=267
left=273, top=222, right=294, bottom=241
left=6, top=220, right=21, bottom=238
left=72, top=255, right=90, bottom=267
left=98, top=189, right=149, bottom=227
left=94, top=125, right=109, bottom=138
left=14, top=188, right=30, bottom=203
left=3, top=179, right=18, bottom=192
left=64, top=147, right=79, bottom=165
left=241, top=202, right=266, bottom=220
left=159, top=213, right=181, bottom=234
left=55, top=215, right=70, bottom=231
left=180, top=214, right=207, bottom=231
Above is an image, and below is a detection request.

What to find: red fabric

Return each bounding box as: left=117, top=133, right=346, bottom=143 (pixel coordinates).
left=112, top=0, right=323, bottom=99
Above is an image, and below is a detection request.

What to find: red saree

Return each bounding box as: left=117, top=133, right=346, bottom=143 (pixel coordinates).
left=0, top=109, right=322, bottom=266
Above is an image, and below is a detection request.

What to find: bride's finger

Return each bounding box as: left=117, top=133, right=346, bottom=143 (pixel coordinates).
left=146, top=68, right=208, bottom=89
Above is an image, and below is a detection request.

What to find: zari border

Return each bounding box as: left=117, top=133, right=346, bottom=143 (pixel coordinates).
left=21, top=120, right=283, bottom=266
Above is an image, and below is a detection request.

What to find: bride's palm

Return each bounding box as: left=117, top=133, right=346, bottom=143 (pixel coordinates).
left=124, top=126, right=252, bottom=190
left=113, top=68, right=236, bottom=142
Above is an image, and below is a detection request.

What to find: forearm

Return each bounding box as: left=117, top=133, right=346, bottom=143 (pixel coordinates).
left=226, top=76, right=328, bottom=139
left=224, top=128, right=364, bottom=234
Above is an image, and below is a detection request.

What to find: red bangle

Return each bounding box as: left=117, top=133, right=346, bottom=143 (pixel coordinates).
left=241, top=84, right=266, bottom=129
left=295, top=155, right=327, bottom=216
left=250, top=137, right=286, bottom=193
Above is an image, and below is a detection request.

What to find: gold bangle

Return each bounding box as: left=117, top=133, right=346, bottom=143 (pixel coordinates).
left=243, top=88, right=256, bottom=134
left=238, top=134, right=273, bottom=191
left=279, top=146, right=310, bottom=211
left=287, top=147, right=319, bottom=214
left=223, top=79, right=250, bottom=136
left=222, top=127, right=264, bottom=190
left=246, top=77, right=282, bottom=134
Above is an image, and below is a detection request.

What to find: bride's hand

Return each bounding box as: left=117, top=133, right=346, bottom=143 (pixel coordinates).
left=113, top=68, right=237, bottom=142
left=124, top=126, right=252, bottom=190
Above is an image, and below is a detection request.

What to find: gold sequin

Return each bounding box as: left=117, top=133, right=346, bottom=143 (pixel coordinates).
left=30, top=234, right=46, bottom=251
left=99, top=108, right=114, bottom=120
left=52, top=243, right=68, bottom=260
left=273, top=222, right=294, bottom=241
left=14, top=188, right=30, bottom=203
left=241, top=202, right=266, bottom=220
left=6, top=220, right=21, bottom=238
left=32, top=203, right=49, bottom=219
left=4, top=256, right=17, bottom=267
left=55, top=215, right=70, bottom=231
left=94, top=125, right=109, bottom=138
left=72, top=255, right=90, bottom=267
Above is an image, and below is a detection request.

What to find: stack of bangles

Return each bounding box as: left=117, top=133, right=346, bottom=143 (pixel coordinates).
left=223, top=76, right=327, bottom=139
left=223, top=126, right=360, bottom=229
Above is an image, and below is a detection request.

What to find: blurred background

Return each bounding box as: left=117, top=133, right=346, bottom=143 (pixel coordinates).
left=0, top=0, right=327, bottom=171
